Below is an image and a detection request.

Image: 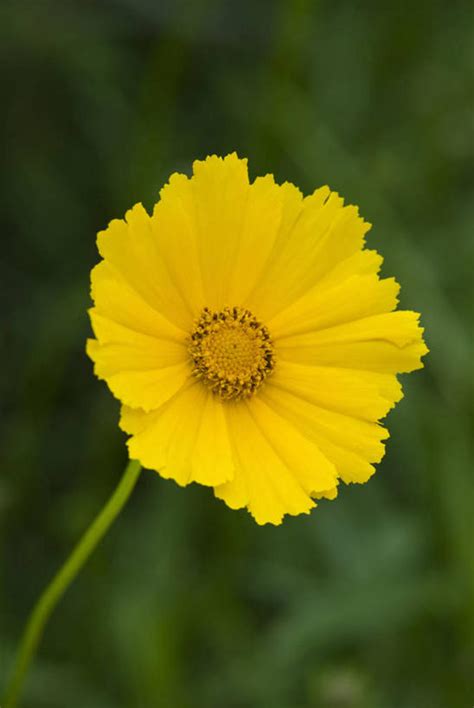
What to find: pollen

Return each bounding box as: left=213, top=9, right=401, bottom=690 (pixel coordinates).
left=189, top=306, right=275, bottom=400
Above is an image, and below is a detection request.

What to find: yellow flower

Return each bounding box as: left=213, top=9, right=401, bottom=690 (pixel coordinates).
left=87, top=153, right=428, bottom=525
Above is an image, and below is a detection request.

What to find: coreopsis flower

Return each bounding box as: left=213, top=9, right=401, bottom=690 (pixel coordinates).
left=87, top=154, right=427, bottom=525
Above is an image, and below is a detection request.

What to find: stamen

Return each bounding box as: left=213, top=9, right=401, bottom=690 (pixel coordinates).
left=189, top=306, right=275, bottom=400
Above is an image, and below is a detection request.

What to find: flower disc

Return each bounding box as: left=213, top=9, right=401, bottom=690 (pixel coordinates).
left=189, top=306, right=275, bottom=400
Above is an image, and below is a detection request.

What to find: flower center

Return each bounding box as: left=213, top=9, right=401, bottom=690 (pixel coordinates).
left=189, top=307, right=275, bottom=400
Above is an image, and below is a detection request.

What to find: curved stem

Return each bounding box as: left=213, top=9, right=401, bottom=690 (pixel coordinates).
left=2, top=459, right=142, bottom=708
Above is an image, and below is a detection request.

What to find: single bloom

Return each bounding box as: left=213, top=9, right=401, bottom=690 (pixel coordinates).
left=87, top=154, right=428, bottom=525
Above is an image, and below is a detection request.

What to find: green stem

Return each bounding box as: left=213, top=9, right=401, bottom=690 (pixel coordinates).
left=2, top=459, right=142, bottom=708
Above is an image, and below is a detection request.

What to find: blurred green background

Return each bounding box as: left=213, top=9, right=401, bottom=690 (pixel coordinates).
left=1, top=1, right=473, bottom=706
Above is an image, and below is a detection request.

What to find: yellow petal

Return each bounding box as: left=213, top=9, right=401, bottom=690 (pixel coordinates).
left=247, top=396, right=338, bottom=493
left=247, top=190, right=371, bottom=320
left=87, top=342, right=189, bottom=413
left=214, top=402, right=317, bottom=525
left=97, top=203, right=194, bottom=331
left=151, top=156, right=304, bottom=313
left=277, top=311, right=428, bottom=373
left=261, top=384, right=389, bottom=484
left=122, top=385, right=234, bottom=487
left=119, top=405, right=151, bottom=436
left=90, top=261, right=186, bottom=340
left=269, top=361, right=403, bottom=421
left=192, top=392, right=235, bottom=485
left=87, top=311, right=189, bottom=411
left=151, top=172, right=206, bottom=317
left=269, top=274, right=400, bottom=339
left=188, top=154, right=250, bottom=309
left=225, top=174, right=288, bottom=305
left=312, top=487, right=338, bottom=500
left=317, top=248, right=383, bottom=288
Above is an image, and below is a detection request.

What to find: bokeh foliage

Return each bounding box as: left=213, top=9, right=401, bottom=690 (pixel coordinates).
left=1, top=1, right=473, bottom=706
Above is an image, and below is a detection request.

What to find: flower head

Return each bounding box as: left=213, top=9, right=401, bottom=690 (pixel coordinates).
left=87, top=154, right=428, bottom=525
